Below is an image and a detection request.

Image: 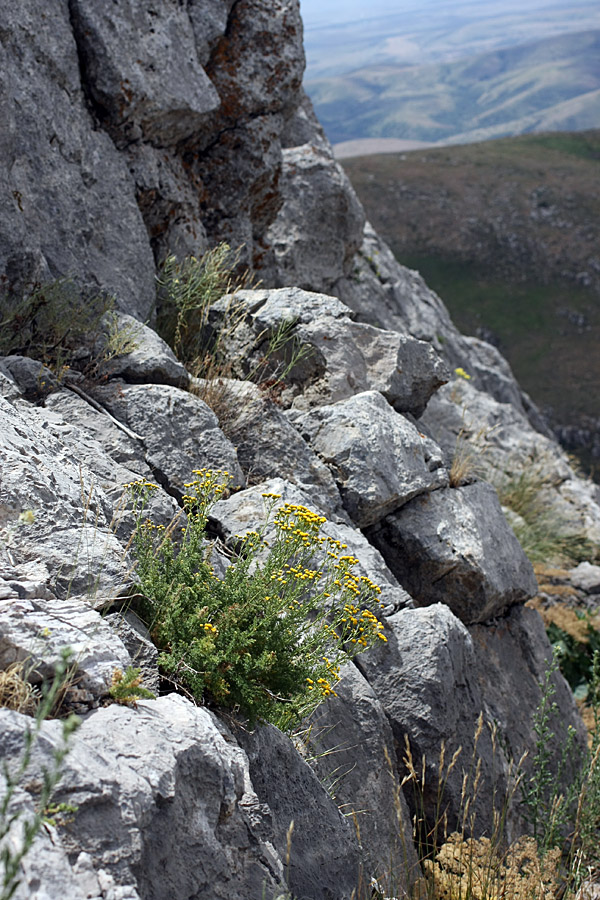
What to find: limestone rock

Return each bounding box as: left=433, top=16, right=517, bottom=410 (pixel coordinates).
left=0, top=397, right=131, bottom=602
left=69, top=0, right=220, bottom=147
left=100, top=314, right=190, bottom=389
left=198, top=378, right=347, bottom=520
left=0, top=356, right=58, bottom=402
left=95, top=383, right=245, bottom=495
left=262, top=144, right=365, bottom=293
left=0, top=595, right=131, bottom=699
left=421, top=379, right=600, bottom=545
left=0, top=2, right=155, bottom=318
left=295, top=390, right=448, bottom=527
left=235, top=722, right=361, bottom=900
left=569, top=561, right=600, bottom=594
left=366, top=482, right=538, bottom=624
left=217, top=287, right=449, bottom=416
left=303, top=661, right=420, bottom=895
left=335, top=223, right=550, bottom=433
left=2, top=697, right=287, bottom=900
left=357, top=603, right=586, bottom=839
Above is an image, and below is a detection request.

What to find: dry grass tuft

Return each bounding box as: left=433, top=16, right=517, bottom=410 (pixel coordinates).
left=0, top=662, right=40, bottom=715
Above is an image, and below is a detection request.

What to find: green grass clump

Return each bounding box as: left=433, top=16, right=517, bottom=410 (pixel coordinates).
left=0, top=278, right=140, bottom=382
left=128, top=472, right=385, bottom=731
left=496, top=468, right=597, bottom=567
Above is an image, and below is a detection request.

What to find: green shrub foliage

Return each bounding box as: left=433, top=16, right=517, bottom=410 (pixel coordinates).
left=128, top=471, right=386, bottom=731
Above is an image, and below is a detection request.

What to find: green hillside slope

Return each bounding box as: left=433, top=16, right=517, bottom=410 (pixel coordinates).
left=343, top=130, right=600, bottom=471
left=308, top=30, right=600, bottom=144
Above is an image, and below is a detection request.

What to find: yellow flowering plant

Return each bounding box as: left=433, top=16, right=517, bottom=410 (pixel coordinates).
left=128, top=471, right=385, bottom=731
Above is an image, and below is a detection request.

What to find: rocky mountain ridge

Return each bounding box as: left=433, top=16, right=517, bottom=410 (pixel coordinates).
left=1, top=2, right=600, bottom=898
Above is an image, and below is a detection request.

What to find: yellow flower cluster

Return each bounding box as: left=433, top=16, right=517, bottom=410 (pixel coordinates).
left=306, top=676, right=338, bottom=698
left=200, top=623, right=218, bottom=635
left=341, top=603, right=387, bottom=646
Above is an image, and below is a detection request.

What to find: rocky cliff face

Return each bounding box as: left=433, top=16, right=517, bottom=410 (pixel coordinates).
left=1, top=3, right=600, bottom=899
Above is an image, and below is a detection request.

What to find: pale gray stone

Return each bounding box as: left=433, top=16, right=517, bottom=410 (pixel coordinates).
left=0, top=357, right=58, bottom=402
left=1, top=697, right=287, bottom=900
left=103, top=610, right=160, bottom=695
left=216, top=287, right=449, bottom=416
left=100, top=314, right=190, bottom=389
left=198, top=378, right=347, bottom=520
left=295, top=390, right=448, bottom=527
left=95, top=383, right=245, bottom=495
left=303, top=662, right=420, bottom=895
left=0, top=2, right=155, bottom=318
left=0, top=595, right=131, bottom=697
left=569, top=561, right=600, bottom=594
left=69, top=0, right=220, bottom=147
left=263, top=144, right=365, bottom=293
left=357, top=603, right=587, bottom=840
left=0, top=397, right=131, bottom=601
left=366, top=482, right=538, bottom=624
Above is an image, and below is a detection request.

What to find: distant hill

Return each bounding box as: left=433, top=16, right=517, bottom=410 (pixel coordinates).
left=308, top=30, right=600, bottom=145
left=342, top=130, right=600, bottom=466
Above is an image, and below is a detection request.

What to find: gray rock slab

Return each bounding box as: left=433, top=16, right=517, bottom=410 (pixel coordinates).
left=216, top=287, right=449, bottom=417
left=235, top=722, right=361, bottom=900
left=101, top=314, right=190, bottom=389
left=0, top=1, right=155, bottom=319
left=94, top=383, right=245, bottom=495
left=14, top=401, right=179, bottom=539
left=295, top=390, right=448, bottom=527
left=1, top=696, right=287, bottom=900
left=0, top=595, right=131, bottom=698
left=366, top=481, right=538, bottom=624
left=210, top=477, right=414, bottom=614
left=569, top=561, right=600, bottom=594
left=0, top=397, right=131, bottom=602
left=302, top=661, right=420, bottom=895
left=262, top=144, right=365, bottom=293
left=69, top=0, right=220, bottom=147
left=197, top=378, right=347, bottom=521
left=357, top=603, right=586, bottom=840
left=421, top=379, right=600, bottom=545
left=0, top=356, right=58, bottom=402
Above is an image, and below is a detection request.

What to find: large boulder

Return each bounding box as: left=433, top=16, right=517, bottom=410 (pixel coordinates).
left=0, top=2, right=155, bottom=318
left=302, top=661, right=420, bottom=896
left=199, top=378, right=347, bottom=521
left=69, top=0, right=220, bottom=147
left=95, top=383, right=245, bottom=496
left=263, top=144, right=365, bottom=292
left=0, top=397, right=131, bottom=602
left=214, top=287, right=449, bottom=416
left=356, top=603, right=587, bottom=840
left=295, top=390, right=448, bottom=527
left=366, top=482, right=538, bottom=624
left=2, top=697, right=288, bottom=900
left=235, top=723, right=361, bottom=900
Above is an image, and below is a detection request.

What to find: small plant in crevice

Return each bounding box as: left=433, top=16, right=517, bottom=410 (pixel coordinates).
left=156, top=245, right=312, bottom=416
left=156, top=244, right=254, bottom=366
left=495, top=465, right=598, bottom=567
left=108, top=666, right=156, bottom=707
left=127, top=470, right=385, bottom=732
